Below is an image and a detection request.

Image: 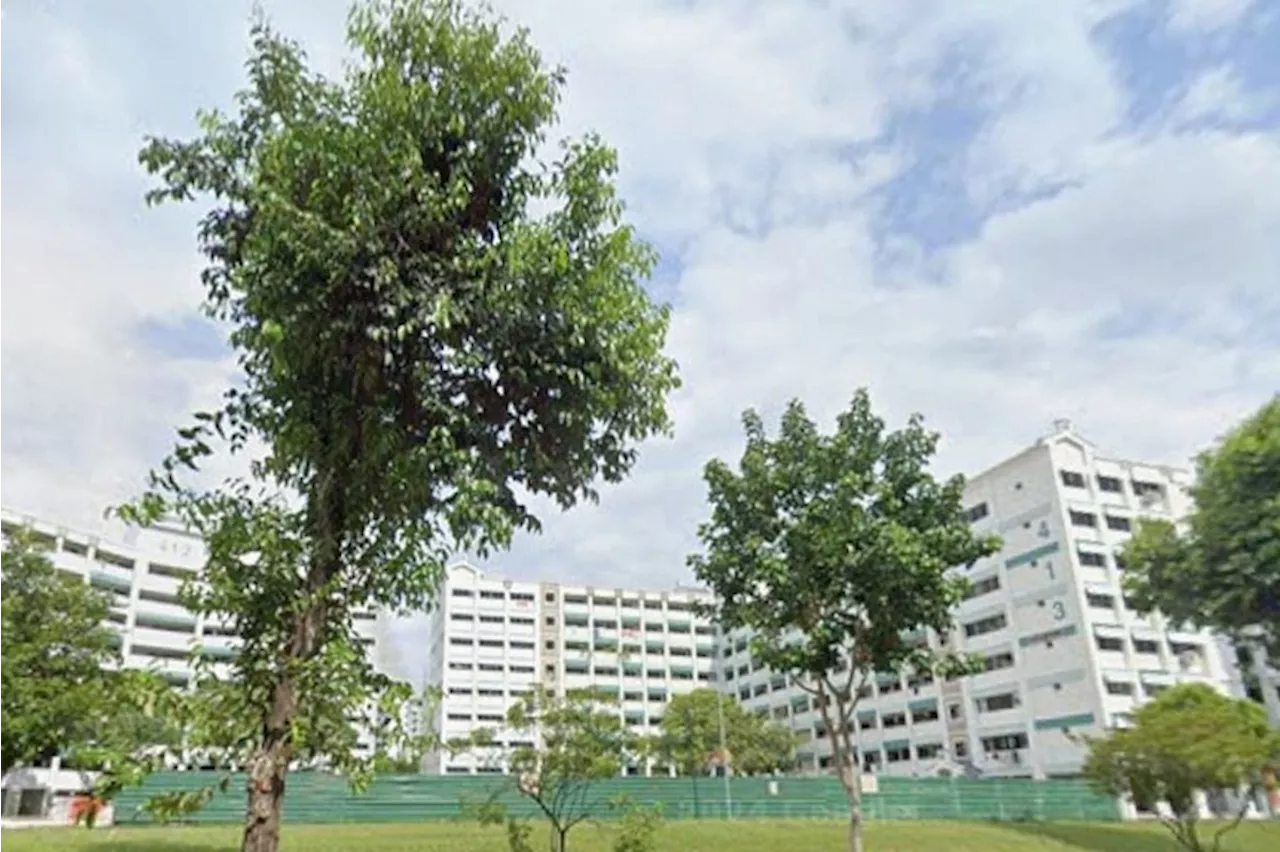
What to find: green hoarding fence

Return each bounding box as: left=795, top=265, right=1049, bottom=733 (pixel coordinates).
left=111, top=773, right=1121, bottom=825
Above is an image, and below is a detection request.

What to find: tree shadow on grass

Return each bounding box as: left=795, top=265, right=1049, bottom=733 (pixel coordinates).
left=995, top=820, right=1266, bottom=852
left=995, top=821, right=1187, bottom=851
left=80, top=838, right=234, bottom=852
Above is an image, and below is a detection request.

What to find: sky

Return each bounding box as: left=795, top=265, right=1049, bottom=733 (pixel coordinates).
left=3, top=0, right=1279, bottom=644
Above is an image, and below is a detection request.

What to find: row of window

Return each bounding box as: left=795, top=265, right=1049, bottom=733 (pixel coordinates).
left=1094, top=635, right=1203, bottom=659
left=447, top=661, right=537, bottom=674
left=1059, top=470, right=1165, bottom=498
left=450, top=613, right=536, bottom=626
left=557, top=617, right=709, bottom=635
left=449, top=637, right=537, bottom=650
left=1068, top=511, right=1132, bottom=532
left=450, top=586, right=705, bottom=612
left=2, top=523, right=199, bottom=579
left=564, top=664, right=712, bottom=682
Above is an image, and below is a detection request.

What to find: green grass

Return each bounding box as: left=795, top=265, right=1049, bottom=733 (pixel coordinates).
left=5, top=820, right=1277, bottom=852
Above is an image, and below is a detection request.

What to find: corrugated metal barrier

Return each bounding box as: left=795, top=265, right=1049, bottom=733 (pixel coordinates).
left=111, top=773, right=1120, bottom=825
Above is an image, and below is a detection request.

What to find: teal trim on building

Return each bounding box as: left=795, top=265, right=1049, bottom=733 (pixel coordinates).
left=857, top=710, right=877, bottom=723
left=907, top=698, right=938, bottom=712
left=1026, top=669, right=1088, bottom=691
left=882, top=739, right=910, bottom=751
left=1018, top=624, right=1079, bottom=648
left=1004, top=541, right=1060, bottom=570
left=1033, top=712, right=1096, bottom=731
left=89, top=570, right=132, bottom=591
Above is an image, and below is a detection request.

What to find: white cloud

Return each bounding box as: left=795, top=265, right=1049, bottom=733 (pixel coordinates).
left=1168, top=64, right=1275, bottom=126
left=1166, top=0, right=1256, bottom=33
left=2, top=0, right=1277, bottom=608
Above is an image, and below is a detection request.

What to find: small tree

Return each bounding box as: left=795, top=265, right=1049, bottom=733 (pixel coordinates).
left=121, top=1, right=678, bottom=849
left=2, top=531, right=123, bottom=771
left=1082, top=683, right=1280, bottom=852
left=688, top=390, right=1001, bottom=852
left=478, top=688, right=647, bottom=852
left=1121, top=396, right=1279, bottom=657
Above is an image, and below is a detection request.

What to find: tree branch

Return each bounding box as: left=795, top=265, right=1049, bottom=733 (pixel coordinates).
left=1209, top=788, right=1254, bottom=852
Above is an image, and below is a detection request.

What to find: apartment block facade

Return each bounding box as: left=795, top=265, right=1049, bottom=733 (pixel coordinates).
left=423, top=563, right=716, bottom=774
left=717, top=421, right=1234, bottom=779
left=0, top=507, right=392, bottom=758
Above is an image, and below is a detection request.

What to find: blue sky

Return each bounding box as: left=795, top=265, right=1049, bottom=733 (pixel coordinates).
left=3, top=0, right=1279, bottom=620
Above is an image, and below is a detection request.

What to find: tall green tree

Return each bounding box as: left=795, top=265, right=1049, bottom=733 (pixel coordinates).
left=121, top=2, right=677, bottom=850
left=1120, top=397, right=1280, bottom=657
left=656, top=688, right=797, bottom=778
left=688, top=390, right=1001, bottom=852
left=1082, top=683, right=1280, bottom=852
left=1, top=532, right=125, bottom=771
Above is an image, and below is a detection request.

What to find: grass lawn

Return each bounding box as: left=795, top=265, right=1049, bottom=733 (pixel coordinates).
left=4, top=819, right=1277, bottom=852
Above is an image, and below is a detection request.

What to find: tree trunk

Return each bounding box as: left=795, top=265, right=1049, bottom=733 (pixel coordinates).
left=816, top=681, right=864, bottom=852
left=241, top=678, right=297, bottom=852
left=837, top=746, right=865, bottom=852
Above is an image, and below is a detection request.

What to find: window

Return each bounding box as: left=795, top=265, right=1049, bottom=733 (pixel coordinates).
left=511, top=592, right=534, bottom=603
left=738, top=687, right=751, bottom=701
left=451, top=588, right=474, bottom=598
left=916, top=743, right=943, bottom=760
left=885, top=746, right=911, bottom=763
left=511, top=616, right=534, bottom=625
left=1133, top=638, right=1160, bottom=655
left=737, top=664, right=750, bottom=677
left=912, top=705, right=940, bottom=724
left=1095, top=635, right=1124, bottom=652
left=773, top=706, right=789, bottom=721
left=97, top=550, right=135, bottom=570
left=448, top=662, right=473, bottom=671
left=668, top=601, right=690, bottom=612
left=479, top=590, right=504, bottom=601
left=881, top=711, right=907, bottom=729
left=510, top=664, right=534, bottom=674
left=1105, top=680, right=1134, bottom=696
left=1069, top=510, right=1097, bottom=528
left=670, top=647, right=692, bottom=657
left=645, top=622, right=665, bottom=633
left=963, top=613, right=1008, bottom=638
left=450, top=613, right=474, bottom=622
left=509, top=640, right=534, bottom=650
left=982, top=651, right=1015, bottom=672
left=593, top=596, right=616, bottom=608
left=965, top=574, right=1001, bottom=599
left=545, top=592, right=556, bottom=603
left=753, top=683, right=768, bottom=697
left=478, top=639, right=503, bottom=648
left=981, top=733, right=1028, bottom=752
left=448, top=687, right=473, bottom=696
left=1105, top=515, right=1131, bottom=532
left=477, top=688, right=503, bottom=697
left=594, top=666, right=618, bottom=677
left=594, top=619, right=617, bottom=630
left=479, top=615, right=504, bottom=624
left=449, top=637, right=473, bottom=647
left=623, top=690, right=642, bottom=702
left=878, top=679, right=903, bottom=695
left=963, top=502, right=990, bottom=523
left=1097, top=475, right=1123, bottom=493
left=1060, top=470, right=1086, bottom=488
left=1086, top=592, right=1116, bottom=609
left=1132, top=480, right=1163, bottom=497
left=954, top=740, right=968, bottom=758
left=647, top=668, right=666, bottom=679
left=975, top=692, right=1019, bottom=713
left=643, top=600, right=663, bottom=610
left=1078, top=550, right=1106, bottom=567
left=446, top=713, right=472, bottom=722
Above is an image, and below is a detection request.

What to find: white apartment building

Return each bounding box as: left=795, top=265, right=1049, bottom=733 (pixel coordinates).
left=423, top=563, right=717, bottom=775
left=0, top=507, right=393, bottom=757
left=718, top=420, right=1234, bottom=780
